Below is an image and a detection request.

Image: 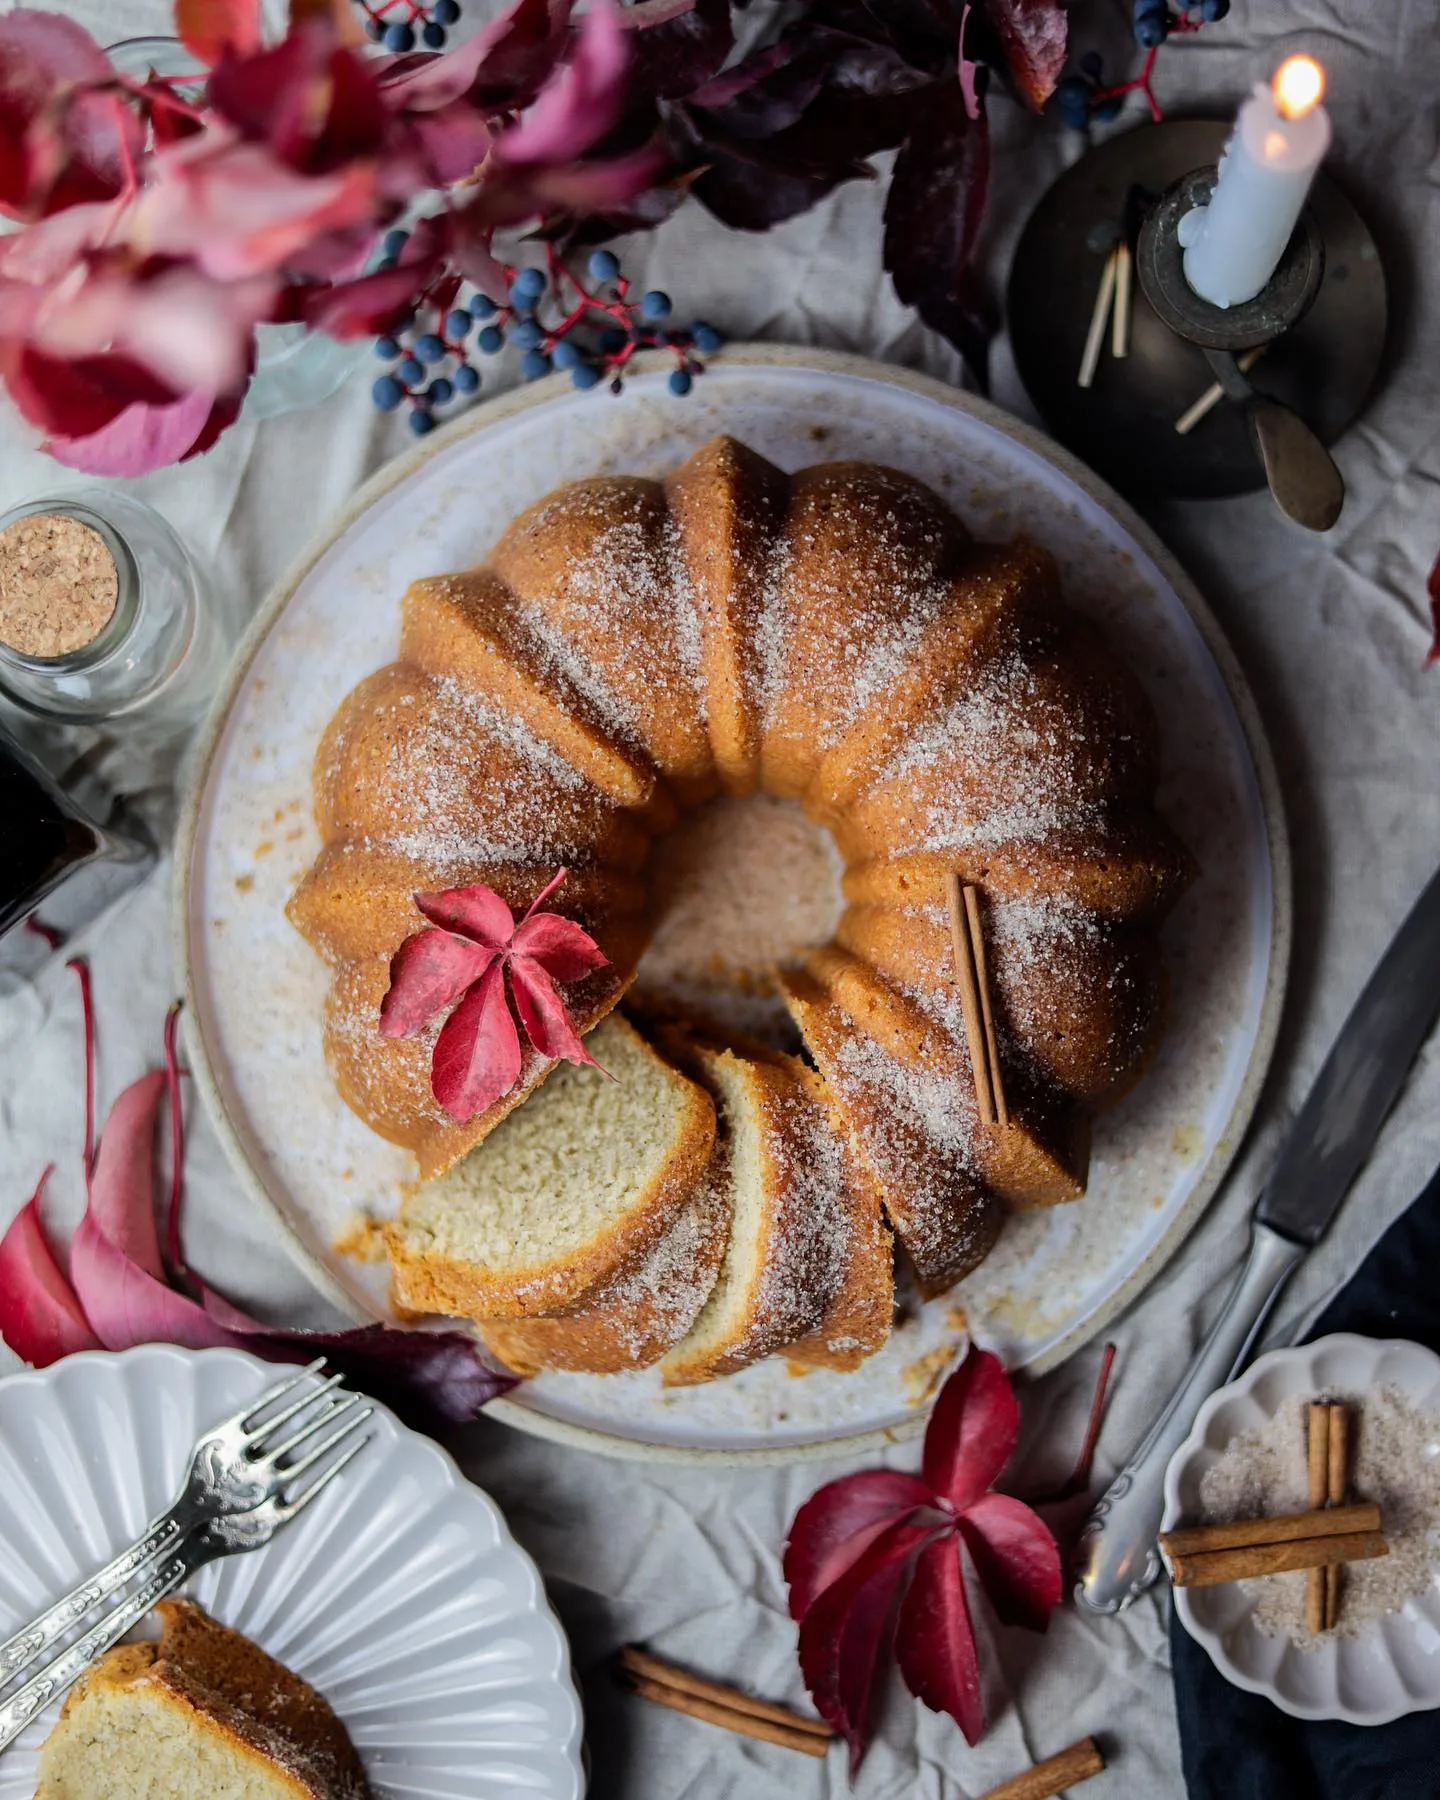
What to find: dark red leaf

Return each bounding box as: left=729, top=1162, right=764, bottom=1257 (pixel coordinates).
left=0, top=1174, right=101, bottom=1367
left=6, top=345, right=175, bottom=438
left=883, top=84, right=993, bottom=387
left=377, top=0, right=566, bottom=115
left=415, top=882, right=517, bottom=947
left=982, top=0, right=1066, bottom=112
left=1426, top=549, right=1440, bottom=667
left=895, top=1532, right=985, bottom=1746
left=783, top=1468, right=934, bottom=1621
left=497, top=0, right=628, bottom=166
left=0, top=11, right=139, bottom=218
left=798, top=1515, right=935, bottom=1771
left=922, top=1346, right=1017, bottom=1511
left=955, top=1491, right=1061, bottom=1630
left=622, top=0, right=731, bottom=102
left=379, top=929, right=496, bottom=1038
left=303, top=258, right=433, bottom=337
left=175, top=0, right=262, bottom=67
left=680, top=113, right=863, bottom=233
left=511, top=911, right=609, bottom=982
left=507, top=959, right=599, bottom=1067
left=48, top=387, right=223, bottom=477
left=430, top=958, right=523, bottom=1121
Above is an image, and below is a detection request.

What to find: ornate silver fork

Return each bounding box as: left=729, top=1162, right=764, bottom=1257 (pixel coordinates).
left=0, top=1438, right=371, bottom=1754
left=0, top=1360, right=369, bottom=1696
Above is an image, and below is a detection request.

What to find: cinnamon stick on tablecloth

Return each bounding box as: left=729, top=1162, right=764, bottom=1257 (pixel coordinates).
left=977, top=1736, right=1105, bottom=1800
left=618, top=1647, right=833, bottom=1759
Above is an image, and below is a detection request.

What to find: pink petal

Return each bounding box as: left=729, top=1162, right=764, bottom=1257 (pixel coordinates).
left=70, top=1210, right=245, bottom=1353
left=379, top=929, right=496, bottom=1038
left=510, top=913, right=608, bottom=983
left=507, top=958, right=599, bottom=1068
left=955, top=1492, right=1062, bottom=1631
left=0, top=11, right=137, bottom=217
left=895, top=1533, right=985, bottom=1747
left=923, top=1347, right=1019, bottom=1511
left=376, top=0, right=564, bottom=113
left=798, top=1516, right=935, bottom=1773
left=415, top=882, right=517, bottom=947
left=48, top=388, right=221, bottom=477
left=175, top=0, right=262, bottom=67
left=430, top=959, right=523, bottom=1122
left=496, top=0, right=627, bottom=166
left=784, top=1469, right=935, bottom=1623
left=87, top=1072, right=166, bottom=1281
left=0, top=1175, right=101, bottom=1366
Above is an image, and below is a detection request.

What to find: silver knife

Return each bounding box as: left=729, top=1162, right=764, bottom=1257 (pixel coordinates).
left=1075, top=856, right=1440, bottom=1614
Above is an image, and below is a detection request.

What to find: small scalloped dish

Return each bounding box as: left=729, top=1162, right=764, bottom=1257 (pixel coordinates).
left=1164, top=1333, right=1440, bottom=1724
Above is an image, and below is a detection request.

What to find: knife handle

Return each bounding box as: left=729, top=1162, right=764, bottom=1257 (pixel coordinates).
left=1074, top=1222, right=1308, bottom=1615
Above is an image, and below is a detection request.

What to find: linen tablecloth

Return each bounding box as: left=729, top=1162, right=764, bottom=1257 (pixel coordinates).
left=3, top=3, right=1439, bottom=1794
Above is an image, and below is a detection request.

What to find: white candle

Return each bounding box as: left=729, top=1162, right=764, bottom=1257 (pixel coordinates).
left=1178, top=55, right=1331, bottom=309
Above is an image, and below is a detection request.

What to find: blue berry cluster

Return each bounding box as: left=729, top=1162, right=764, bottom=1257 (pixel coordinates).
left=1055, top=2, right=1227, bottom=131
left=1054, top=54, right=1121, bottom=130
left=369, top=240, right=724, bottom=429
left=360, top=0, right=460, bottom=52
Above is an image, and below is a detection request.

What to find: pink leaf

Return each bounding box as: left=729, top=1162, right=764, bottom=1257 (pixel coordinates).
left=175, top=0, right=262, bottom=67
left=496, top=0, right=627, bottom=166
left=48, top=388, right=222, bottom=477
left=507, top=959, right=599, bottom=1067
left=4, top=343, right=173, bottom=439
left=0, top=11, right=139, bottom=218
left=1426, top=549, right=1440, bottom=667
left=302, top=259, right=432, bottom=337
left=430, top=959, right=523, bottom=1121
left=376, top=0, right=567, bottom=114
left=70, top=1211, right=245, bottom=1353
left=958, top=3, right=982, bottom=122
left=511, top=912, right=608, bottom=982
left=954, top=1492, right=1062, bottom=1631
left=798, top=1516, right=935, bottom=1772
left=414, top=882, right=516, bottom=947
left=380, top=930, right=496, bottom=1038
left=895, top=1533, right=985, bottom=1747
left=87, top=1072, right=166, bottom=1281
left=459, top=142, right=664, bottom=230
left=985, top=0, right=1067, bottom=113
left=784, top=1468, right=935, bottom=1622
left=0, top=1174, right=101, bottom=1366
left=923, top=1347, right=1019, bottom=1511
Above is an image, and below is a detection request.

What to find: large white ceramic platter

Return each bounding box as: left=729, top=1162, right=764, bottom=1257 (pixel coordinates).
left=179, top=346, right=1289, bottom=1463
left=0, top=1345, right=583, bottom=1799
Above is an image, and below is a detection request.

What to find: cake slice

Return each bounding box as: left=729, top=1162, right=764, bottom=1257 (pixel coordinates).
left=386, top=1012, right=716, bottom=1320
left=35, top=1599, right=368, bottom=1800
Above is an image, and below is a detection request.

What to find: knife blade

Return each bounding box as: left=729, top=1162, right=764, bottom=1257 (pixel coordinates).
left=1075, top=855, right=1440, bottom=1614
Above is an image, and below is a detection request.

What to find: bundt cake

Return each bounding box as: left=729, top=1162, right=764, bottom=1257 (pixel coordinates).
left=289, top=435, right=1193, bottom=1379
left=35, top=1599, right=368, bottom=1800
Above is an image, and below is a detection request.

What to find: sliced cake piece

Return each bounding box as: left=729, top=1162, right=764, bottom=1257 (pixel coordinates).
left=479, top=1167, right=732, bottom=1374
left=35, top=1598, right=368, bottom=1800
left=660, top=1041, right=874, bottom=1386
left=386, top=1012, right=716, bottom=1320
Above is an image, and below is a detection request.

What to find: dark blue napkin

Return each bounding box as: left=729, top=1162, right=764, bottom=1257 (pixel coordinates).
left=1170, top=1169, right=1440, bottom=1799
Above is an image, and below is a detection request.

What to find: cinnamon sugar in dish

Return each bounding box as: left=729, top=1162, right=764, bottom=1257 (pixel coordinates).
left=1199, top=1389, right=1440, bottom=1645
left=0, top=513, right=119, bottom=659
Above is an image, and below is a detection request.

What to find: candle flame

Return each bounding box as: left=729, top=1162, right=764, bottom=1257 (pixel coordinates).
left=1273, top=55, right=1325, bottom=121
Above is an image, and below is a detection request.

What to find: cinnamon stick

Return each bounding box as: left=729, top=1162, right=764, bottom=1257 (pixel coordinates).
left=1159, top=1501, right=1380, bottom=1561
left=1167, top=1529, right=1388, bottom=1590
left=1325, top=1402, right=1350, bottom=1630
left=618, top=1647, right=831, bottom=1741
left=964, top=884, right=1009, bottom=1127
left=625, top=1673, right=830, bottom=1758
left=946, top=872, right=996, bottom=1125
left=978, top=1736, right=1105, bottom=1800
left=1306, top=1402, right=1330, bottom=1633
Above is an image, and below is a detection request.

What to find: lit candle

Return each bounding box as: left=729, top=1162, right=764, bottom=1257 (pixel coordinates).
left=1177, top=55, right=1331, bottom=309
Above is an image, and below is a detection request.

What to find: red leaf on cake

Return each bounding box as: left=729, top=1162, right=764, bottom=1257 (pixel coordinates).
left=955, top=1491, right=1062, bottom=1629
left=431, top=958, right=523, bottom=1122
left=922, top=1346, right=1018, bottom=1509
left=382, top=867, right=608, bottom=1121
left=784, top=1469, right=934, bottom=1622
left=895, top=1533, right=985, bottom=1746
left=0, top=1173, right=102, bottom=1365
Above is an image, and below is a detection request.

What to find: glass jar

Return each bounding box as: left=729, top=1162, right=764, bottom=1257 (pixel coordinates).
left=0, top=491, right=227, bottom=735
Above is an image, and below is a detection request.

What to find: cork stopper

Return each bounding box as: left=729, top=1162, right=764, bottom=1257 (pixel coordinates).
left=0, top=513, right=120, bottom=659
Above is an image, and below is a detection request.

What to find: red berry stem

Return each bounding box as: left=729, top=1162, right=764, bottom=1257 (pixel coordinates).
left=66, top=957, right=96, bottom=1188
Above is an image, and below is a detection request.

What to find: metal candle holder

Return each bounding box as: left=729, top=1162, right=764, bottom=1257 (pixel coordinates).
left=1007, top=120, right=1387, bottom=523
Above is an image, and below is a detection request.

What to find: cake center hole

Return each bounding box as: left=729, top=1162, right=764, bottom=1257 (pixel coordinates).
left=633, top=794, right=844, bottom=1043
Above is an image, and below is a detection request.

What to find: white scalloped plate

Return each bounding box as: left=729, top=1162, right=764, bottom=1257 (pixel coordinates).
left=1165, top=1333, right=1440, bottom=1724
left=0, top=1345, right=584, bottom=1798
left=178, top=346, right=1290, bottom=1463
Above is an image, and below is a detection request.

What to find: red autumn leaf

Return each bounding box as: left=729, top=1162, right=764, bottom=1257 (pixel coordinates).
left=456, top=142, right=666, bottom=232
left=799, top=1515, right=936, bottom=1771
left=175, top=0, right=262, bottom=68
left=0, top=11, right=142, bottom=219
left=4, top=343, right=175, bottom=438
left=510, top=911, right=610, bottom=982
left=415, top=882, right=518, bottom=947
left=895, top=1533, right=985, bottom=1746
left=0, top=1173, right=101, bottom=1366
left=379, top=931, right=495, bottom=1038
left=1426, top=549, right=1440, bottom=667
left=431, top=958, right=524, bottom=1122
left=923, top=1346, right=1018, bottom=1509
left=49, top=388, right=236, bottom=476
left=87, top=1072, right=167, bottom=1278
left=982, top=0, right=1067, bottom=113
left=508, top=959, right=600, bottom=1067
left=495, top=0, right=628, bottom=166
left=955, top=1491, right=1062, bottom=1630
left=376, top=0, right=567, bottom=115
left=784, top=1469, right=934, bottom=1622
